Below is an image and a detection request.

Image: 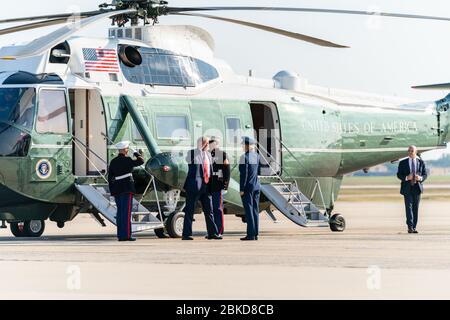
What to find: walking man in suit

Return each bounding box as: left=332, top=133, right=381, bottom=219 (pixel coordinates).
left=182, top=136, right=221, bottom=241
left=397, top=145, right=428, bottom=234
left=239, top=136, right=261, bottom=241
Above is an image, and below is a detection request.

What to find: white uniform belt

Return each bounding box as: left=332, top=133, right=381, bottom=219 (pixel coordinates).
left=115, top=173, right=132, bottom=181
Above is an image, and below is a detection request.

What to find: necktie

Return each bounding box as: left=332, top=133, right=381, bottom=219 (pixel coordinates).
left=203, top=152, right=209, bottom=184
left=411, top=159, right=416, bottom=185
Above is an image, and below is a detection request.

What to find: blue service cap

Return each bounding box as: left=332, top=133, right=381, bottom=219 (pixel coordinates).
left=242, top=136, right=257, bottom=145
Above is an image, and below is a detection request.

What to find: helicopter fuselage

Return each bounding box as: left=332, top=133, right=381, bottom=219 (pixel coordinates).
left=0, top=25, right=448, bottom=230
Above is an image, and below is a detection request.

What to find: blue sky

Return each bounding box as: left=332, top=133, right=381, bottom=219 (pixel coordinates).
left=1, top=0, right=450, bottom=159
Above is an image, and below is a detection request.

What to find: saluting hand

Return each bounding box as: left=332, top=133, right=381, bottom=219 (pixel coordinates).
left=240, top=192, right=244, bottom=197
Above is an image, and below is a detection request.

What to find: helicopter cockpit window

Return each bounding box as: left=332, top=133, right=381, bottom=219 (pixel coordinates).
left=121, top=47, right=219, bottom=87
left=0, top=88, right=36, bottom=130
left=36, top=90, right=69, bottom=134
left=0, top=88, right=35, bottom=157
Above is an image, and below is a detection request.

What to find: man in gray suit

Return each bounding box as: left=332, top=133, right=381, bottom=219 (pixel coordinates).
left=397, top=145, right=428, bottom=234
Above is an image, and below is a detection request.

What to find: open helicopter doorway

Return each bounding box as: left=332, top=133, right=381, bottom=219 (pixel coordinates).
left=249, top=101, right=282, bottom=176
left=69, top=89, right=107, bottom=176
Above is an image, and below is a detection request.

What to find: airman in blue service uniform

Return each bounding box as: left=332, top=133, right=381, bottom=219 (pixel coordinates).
left=239, top=137, right=261, bottom=241
left=108, top=141, right=144, bottom=242
left=209, top=137, right=231, bottom=236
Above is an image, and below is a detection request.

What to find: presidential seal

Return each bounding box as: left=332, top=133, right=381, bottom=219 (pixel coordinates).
left=36, top=159, right=52, bottom=180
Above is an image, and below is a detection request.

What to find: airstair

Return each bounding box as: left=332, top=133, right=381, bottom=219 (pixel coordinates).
left=75, top=183, right=163, bottom=233
left=257, top=139, right=329, bottom=228
left=72, top=136, right=164, bottom=234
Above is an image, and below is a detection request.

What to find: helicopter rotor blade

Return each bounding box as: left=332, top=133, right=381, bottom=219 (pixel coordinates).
left=172, top=13, right=348, bottom=48
left=412, top=83, right=450, bottom=90
left=167, top=7, right=450, bottom=22
left=0, top=10, right=105, bottom=25
left=0, top=16, right=93, bottom=36
left=0, top=9, right=137, bottom=59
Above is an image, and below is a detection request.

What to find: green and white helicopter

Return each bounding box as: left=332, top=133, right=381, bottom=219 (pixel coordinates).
left=0, top=0, right=449, bottom=238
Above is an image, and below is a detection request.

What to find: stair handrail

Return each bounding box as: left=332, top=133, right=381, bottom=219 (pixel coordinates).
left=255, top=142, right=307, bottom=218
left=257, top=138, right=327, bottom=211
left=274, top=137, right=327, bottom=210
left=72, top=135, right=108, bottom=166
left=72, top=137, right=108, bottom=183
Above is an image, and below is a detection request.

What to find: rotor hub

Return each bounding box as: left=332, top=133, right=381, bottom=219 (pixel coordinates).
left=100, top=0, right=169, bottom=25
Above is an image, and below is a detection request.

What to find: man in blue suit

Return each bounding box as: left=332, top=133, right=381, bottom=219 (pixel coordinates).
left=182, top=136, right=221, bottom=241
left=239, top=136, right=261, bottom=241
left=397, top=145, right=428, bottom=234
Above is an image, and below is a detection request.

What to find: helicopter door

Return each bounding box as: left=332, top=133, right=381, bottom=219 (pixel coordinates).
left=70, top=89, right=107, bottom=176
left=249, top=101, right=282, bottom=176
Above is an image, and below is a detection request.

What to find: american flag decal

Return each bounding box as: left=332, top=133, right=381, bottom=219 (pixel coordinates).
left=83, top=48, right=119, bottom=72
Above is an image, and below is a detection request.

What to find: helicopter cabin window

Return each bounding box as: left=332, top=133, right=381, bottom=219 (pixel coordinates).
left=121, top=47, right=219, bottom=87
left=226, top=117, right=242, bottom=145
left=36, top=90, right=68, bottom=134
left=155, top=115, right=189, bottom=139
left=132, top=115, right=149, bottom=141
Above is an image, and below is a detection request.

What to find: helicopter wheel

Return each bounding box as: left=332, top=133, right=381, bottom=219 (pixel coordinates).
left=166, top=211, right=185, bottom=238
left=10, top=222, right=27, bottom=237
left=329, top=214, right=346, bottom=232
left=22, top=220, right=45, bottom=238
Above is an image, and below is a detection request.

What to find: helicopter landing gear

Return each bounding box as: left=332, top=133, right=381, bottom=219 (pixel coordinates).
left=10, top=222, right=26, bottom=237
left=154, top=211, right=185, bottom=239
left=10, top=220, right=45, bottom=238
left=1, top=220, right=6, bottom=229
left=166, top=211, right=185, bottom=238
left=24, top=220, right=45, bottom=237
left=329, top=214, right=346, bottom=232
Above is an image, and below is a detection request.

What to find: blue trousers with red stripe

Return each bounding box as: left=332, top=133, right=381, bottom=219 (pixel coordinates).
left=212, top=191, right=225, bottom=235
left=115, top=193, right=133, bottom=241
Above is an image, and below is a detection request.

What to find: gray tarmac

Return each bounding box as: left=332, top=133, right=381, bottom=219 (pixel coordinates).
left=1, top=199, right=450, bottom=299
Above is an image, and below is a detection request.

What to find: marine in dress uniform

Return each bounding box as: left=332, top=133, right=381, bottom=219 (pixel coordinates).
left=397, top=145, right=428, bottom=234
left=209, top=137, right=231, bottom=236
left=239, top=137, right=261, bottom=241
left=108, top=141, right=144, bottom=242
left=182, top=136, right=221, bottom=241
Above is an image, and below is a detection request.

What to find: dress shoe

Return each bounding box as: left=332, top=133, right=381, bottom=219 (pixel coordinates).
left=240, top=236, right=256, bottom=241
left=413, top=229, right=419, bottom=234
left=182, top=236, right=194, bottom=241
left=255, top=236, right=258, bottom=241
left=408, top=229, right=414, bottom=234
left=207, top=235, right=223, bottom=240
left=128, top=238, right=137, bottom=242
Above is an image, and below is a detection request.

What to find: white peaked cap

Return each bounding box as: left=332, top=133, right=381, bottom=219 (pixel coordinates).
left=115, top=141, right=130, bottom=150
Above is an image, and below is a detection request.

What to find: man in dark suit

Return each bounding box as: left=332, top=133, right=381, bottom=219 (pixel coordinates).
left=239, top=136, right=261, bottom=241
left=182, top=136, right=221, bottom=241
left=209, top=136, right=231, bottom=236
left=397, top=145, right=428, bottom=234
